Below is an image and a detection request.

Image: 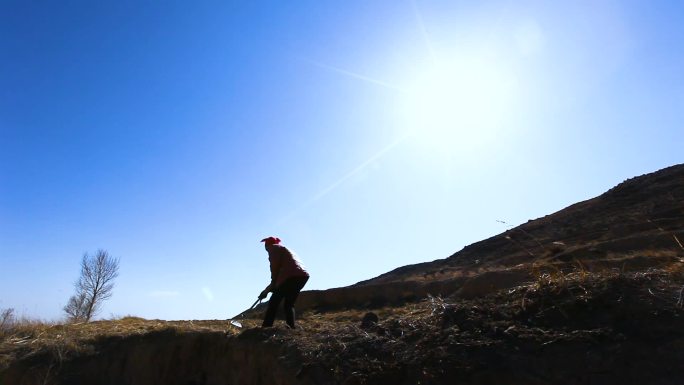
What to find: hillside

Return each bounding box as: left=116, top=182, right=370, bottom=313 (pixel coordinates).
left=292, top=164, right=684, bottom=312
left=1, top=164, right=683, bottom=385
left=360, top=163, right=684, bottom=283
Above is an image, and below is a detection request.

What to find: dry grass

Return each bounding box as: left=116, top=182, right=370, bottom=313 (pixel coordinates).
left=0, top=316, right=243, bottom=371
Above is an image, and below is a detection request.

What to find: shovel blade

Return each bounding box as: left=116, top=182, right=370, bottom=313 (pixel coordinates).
left=230, top=320, right=242, bottom=328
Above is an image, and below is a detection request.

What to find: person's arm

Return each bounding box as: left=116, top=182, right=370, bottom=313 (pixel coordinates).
left=260, top=251, right=281, bottom=298
left=259, top=285, right=271, bottom=299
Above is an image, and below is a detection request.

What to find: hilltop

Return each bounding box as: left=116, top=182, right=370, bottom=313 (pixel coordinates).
left=1, top=164, right=683, bottom=385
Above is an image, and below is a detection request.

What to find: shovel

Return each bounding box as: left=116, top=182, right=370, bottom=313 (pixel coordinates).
left=229, top=298, right=262, bottom=328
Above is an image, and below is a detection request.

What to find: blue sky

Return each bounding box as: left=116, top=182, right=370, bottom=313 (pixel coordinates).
left=1, top=1, right=682, bottom=321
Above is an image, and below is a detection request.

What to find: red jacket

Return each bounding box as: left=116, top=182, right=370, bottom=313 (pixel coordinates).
left=268, top=244, right=309, bottom=288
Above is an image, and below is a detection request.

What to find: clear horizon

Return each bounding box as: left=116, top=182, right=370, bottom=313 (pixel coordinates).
left=1, top=1, right=683, bottom=321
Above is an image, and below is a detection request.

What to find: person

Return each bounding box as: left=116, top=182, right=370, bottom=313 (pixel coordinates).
left=259, top=236, right=310, bottom=328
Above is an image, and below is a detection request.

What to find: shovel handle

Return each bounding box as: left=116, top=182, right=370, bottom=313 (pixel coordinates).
left=250, top=298, right=262, bottom=309
left=233, top=298, right=262, bottom=321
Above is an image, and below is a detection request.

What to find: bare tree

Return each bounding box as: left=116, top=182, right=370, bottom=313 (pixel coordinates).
left=64, top=250, right=120, bottom=322
left=0, top=308, right=14, bottom=333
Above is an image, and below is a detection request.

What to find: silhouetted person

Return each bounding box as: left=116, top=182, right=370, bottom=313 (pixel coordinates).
left=259, top=237, right=309, bottom=328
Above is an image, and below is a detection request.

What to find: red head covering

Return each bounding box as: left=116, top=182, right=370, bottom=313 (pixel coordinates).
left=260, top=236, right=281, bottom=245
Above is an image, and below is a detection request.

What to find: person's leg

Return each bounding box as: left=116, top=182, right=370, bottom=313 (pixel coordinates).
left=282, top=277, right=309, bottom=328
left=262, top=290, right=284, bottom=327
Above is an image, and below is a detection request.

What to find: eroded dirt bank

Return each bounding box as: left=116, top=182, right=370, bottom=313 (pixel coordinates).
left=1, top=328, right=309, bottom=385
left=2, top=269, right=684, bottom=385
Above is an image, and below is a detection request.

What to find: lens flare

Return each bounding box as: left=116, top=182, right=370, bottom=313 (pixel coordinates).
left=401, top=56, right=518, bottom=154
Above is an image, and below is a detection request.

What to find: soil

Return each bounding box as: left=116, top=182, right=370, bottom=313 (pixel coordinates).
left=281, top=268, right=684, bottom=385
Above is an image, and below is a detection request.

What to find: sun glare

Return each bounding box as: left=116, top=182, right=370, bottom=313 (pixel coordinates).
left=401, top=56, right=518, bottom=154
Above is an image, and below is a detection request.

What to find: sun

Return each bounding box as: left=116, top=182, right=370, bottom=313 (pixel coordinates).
left=400, top=55, right=518, bottom=154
